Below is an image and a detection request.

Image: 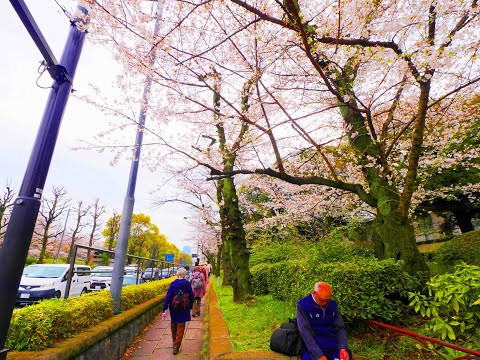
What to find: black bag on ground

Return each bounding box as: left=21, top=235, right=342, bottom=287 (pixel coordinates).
left=270, top=318, right=304, bottom=356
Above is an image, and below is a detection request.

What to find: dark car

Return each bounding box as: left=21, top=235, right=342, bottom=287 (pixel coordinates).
left=159, top=269, right=171, bottom=279
left=141, top=268, right=160, bottom=281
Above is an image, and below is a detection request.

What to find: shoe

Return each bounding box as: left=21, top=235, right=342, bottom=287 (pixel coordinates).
left=173, top=347, right=179, bottom=355
left=196, top=312, right=200, bottom=316
left=192, top=313, right=197, bottom=317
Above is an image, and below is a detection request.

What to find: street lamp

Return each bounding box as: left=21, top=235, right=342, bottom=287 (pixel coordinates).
left=0, top=2, right=88, bottom=357
left=109, top=0, right=165, bottom=315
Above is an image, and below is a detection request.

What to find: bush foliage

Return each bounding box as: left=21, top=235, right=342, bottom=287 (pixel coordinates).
left=251, top=258, right=416, bottom=321
left=409, top=264, right=480, bottom=341
left=6, top=278, right=173, bottom=351
left=434, top=229, right=480, bottom=267
left=249, top=242, right=302, bottom=267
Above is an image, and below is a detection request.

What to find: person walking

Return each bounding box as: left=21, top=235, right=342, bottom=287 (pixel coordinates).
left=296, top=281, right=353, bottom=360
left=162, top=268, right=194, bottom=355
left=189, top=265, right=206, bottom=317
left=205, top=259, right=212, bottom=276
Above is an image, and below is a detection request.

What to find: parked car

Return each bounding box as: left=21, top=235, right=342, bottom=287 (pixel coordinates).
left=17, top=264, right=91, bottom=305
left=122, top=276, right=143, bottom=287
left=124, top=265, right=142, bottom=279
left=89, top=266, right=113, bottom=291
left=159, top=268, right=171, bottom=279
left=167, top=266, right=178, bottom=277
left=141, top=268, right=160, bottom=281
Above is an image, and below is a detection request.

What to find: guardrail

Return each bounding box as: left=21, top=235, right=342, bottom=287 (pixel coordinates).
left=367, top=320, right=480, bottom=359
left=64, top=244, right=176, bottom=298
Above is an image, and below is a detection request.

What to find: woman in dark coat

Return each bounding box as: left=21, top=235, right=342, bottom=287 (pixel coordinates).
left=162, top=267, right=194, bottom=355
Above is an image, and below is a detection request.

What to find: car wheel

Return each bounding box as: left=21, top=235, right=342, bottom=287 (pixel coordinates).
left=54, top=291, right=61, bottom=299
left=80, top=287, right=88, bottom=295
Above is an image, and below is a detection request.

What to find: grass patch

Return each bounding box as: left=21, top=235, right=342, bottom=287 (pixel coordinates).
left=213, top=277, right=294, bottom=352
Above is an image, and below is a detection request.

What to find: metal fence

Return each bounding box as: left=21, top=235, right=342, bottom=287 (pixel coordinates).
left=64, top=244, right=175, bottom=298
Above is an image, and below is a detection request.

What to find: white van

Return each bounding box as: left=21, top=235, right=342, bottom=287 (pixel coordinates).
left=17, top=264, right=91, bottom=305
left=89, top=266, right=114, bottom=291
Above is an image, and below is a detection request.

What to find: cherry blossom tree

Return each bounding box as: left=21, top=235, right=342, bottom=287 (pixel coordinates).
left=83, top=0, right=480, bottom=276
left=35, top=187, right=70, bottom=263
left=87, top=198, right=106, bottom=263
left=0, top=181, right=15, bottom=244
left=66, top=201, right=91, bottom=263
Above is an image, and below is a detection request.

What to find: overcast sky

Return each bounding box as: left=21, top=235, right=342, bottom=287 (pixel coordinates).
left=0, top=0, right=195, bottom=253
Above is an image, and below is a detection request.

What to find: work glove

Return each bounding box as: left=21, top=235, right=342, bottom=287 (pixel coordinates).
left=317, top=357, right=327, bottom=360
left=340, top=348, right=349, bottom=360
left=161, top=311, right=167, bottom=320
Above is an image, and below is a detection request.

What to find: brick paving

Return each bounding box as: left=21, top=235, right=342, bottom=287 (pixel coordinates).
left=121, top=301, right=206, bottom=360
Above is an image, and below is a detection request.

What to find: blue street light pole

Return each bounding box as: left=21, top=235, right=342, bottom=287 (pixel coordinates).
left=110, top=0, right=165, bottom=314
left=0, top=2, right=88, bottom=358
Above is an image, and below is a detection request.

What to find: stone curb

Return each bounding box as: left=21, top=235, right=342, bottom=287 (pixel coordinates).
left=206, top=282, right=294, bottom=360
left=8, top=294, right=166, bottom=360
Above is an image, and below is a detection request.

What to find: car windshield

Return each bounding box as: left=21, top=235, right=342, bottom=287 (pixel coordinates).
left=92, top=267, right=113, bottom=277
left=23, top=265, right=67, bottom=278
left=22, top=266, right=37, bottom=276
left=123, top=277, right=138, bottom=285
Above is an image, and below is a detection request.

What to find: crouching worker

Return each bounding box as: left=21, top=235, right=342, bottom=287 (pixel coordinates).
left=297, top=281, right=353, bottom=360
left=162, top=267, right=194, bottom=355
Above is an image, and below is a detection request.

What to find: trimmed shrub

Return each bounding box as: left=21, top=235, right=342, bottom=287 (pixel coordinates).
left=304, top=238, right=369, bottom=271
left=251, top=258, right=414, bottom=321
left=6, top=278, right=174, bottom=351
left=434, top=229, right=480, bottom=267
left=249, top=242, right=302, bottom=267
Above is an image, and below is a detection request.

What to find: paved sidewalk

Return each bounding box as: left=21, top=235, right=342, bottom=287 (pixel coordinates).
left=121, top=301, right=206, bottom=360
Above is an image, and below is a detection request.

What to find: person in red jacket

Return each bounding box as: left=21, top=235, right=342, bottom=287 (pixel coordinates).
left=189, top=266, right=207, bottom=317
left=296, top=281, right=353, bottom=360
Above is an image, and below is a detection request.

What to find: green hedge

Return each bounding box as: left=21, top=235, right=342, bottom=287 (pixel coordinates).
left=251, top=258, right=415, bottom=321
left=6, top=278, right=174, bottom=351
left=249, top=242, right=303, bottom=267
left=434, top=229, right=480, bottom=267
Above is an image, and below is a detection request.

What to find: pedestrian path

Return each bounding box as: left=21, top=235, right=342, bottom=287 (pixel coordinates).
left=121, top=300, right=206, bottom=360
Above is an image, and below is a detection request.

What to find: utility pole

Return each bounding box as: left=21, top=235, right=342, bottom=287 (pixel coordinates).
left=0, top=2, right=88, bottom=358
left=110, top=0, right=165, bottom=314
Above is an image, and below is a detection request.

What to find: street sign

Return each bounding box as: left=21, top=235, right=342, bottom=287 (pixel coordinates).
left=191, top=253, right=197, bottom=258
left=165, top=254, right=174, bottom=262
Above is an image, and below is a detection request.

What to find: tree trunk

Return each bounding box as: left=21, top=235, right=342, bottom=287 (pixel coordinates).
left=38, top=233, right=49, bottom=264
left=222, top=177, right=252, bottom=302
left=215, top=244, right=222, bottom=276
left=66, top=233, right=77, bottom=264
left=372, top=210, right=429, bottom=275
left=221, top=237, right=233, bottom=285
left=452, top=209, right=475, bottom=233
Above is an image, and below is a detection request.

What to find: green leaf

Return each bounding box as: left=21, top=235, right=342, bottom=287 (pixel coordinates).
left=446, top=325, right=456, bottom=340
left=452, top=298, right=460, bottom=313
